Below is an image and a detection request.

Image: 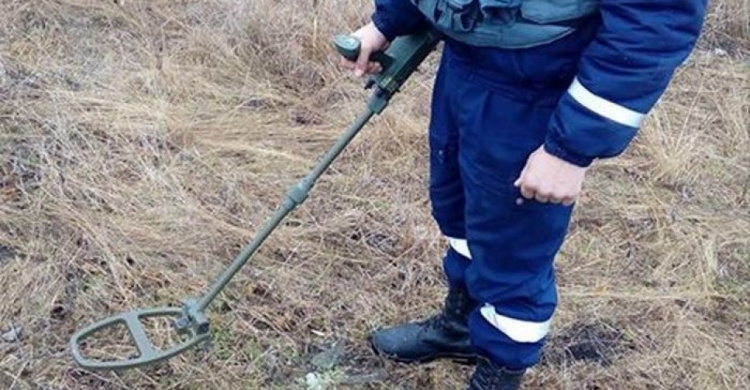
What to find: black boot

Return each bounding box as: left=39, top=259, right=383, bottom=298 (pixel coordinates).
left=369, top=286, right=476, bottom=364
left=466, top=356, right=526, bottom=390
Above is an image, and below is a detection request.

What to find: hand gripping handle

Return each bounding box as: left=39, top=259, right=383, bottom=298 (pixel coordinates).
left=333, top=34, right=393, bottom=70
left=69, top=307, right=209, bottom=370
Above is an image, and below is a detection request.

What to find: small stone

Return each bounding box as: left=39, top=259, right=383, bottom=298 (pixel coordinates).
left=2, top=324, right=22, bottom=342
left=0, top=245, right=15, bottom=262
left=304, top=372, right=327, bottom=390
left=242, top=98, right=266, bottom=109
left=310, top=341, right=345, bottom=371
left=712, top=48, right=728, bottom=57
left=341, top=370, right=388, bottom=385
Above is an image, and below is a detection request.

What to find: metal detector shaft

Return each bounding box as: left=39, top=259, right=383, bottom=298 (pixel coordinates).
left=196, top=108, right=376, bottom=311
left=69, top=28, right=441, bottom=371
left=198, top=28, right=442, bottom=311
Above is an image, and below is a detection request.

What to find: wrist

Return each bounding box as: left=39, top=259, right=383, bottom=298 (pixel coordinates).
left=371, top=12, right=396, bottom=42
left=543, top=136, right=594, bottom=168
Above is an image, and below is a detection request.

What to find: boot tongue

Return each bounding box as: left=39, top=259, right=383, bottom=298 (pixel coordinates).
left=444, top=287, right=477, bottom=323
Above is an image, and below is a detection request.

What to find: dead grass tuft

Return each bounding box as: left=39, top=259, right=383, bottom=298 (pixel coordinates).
left=700, top=0, right=750, bottom=56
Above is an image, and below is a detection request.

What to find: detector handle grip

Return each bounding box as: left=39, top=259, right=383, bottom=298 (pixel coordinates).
left=332, top=34, right=393, bottom=68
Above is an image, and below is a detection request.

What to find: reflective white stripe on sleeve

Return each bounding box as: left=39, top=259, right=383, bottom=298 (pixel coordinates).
left=480, top=304, right=551, bottom=343
left=568, top=77, right=646, bottom=128
left=448, top=237, right=472, bottom=259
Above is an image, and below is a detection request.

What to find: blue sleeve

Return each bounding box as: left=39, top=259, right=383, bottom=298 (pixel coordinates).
left=543, top=0, right=708, bottom=167
left=372, top=0, right=429, bottom=41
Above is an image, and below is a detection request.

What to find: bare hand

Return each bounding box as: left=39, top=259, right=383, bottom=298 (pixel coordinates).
left=339, top=22, right=389, bottom=77
left=513, top=145, right=588, bottom=206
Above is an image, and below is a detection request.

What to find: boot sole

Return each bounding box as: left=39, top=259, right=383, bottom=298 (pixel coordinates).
left=369, top=340, right=477, bottom=366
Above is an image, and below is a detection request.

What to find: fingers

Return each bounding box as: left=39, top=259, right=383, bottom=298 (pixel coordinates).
left=513, top=165, right=528, bottom=190
left=512, top=171, right=523, bottom=185
left=515, top=178, right=577, bottom=206
left=552, top=195, right=576, bottom=206
left=368, top=62, right=383, bottom=74
left=526, top=187, right=576, bottom=205
left=534, top=191, right=550, bottom=203
left=355, top=47, right=373, bottom=77
left=519, top=182, right=536, bottom=200
left=339, top=58, right=381, bottom=75
left=339, top=57, right=354, bottom=70
left=341, top=57, right=383, bottom=77
left=512, top=146, right=583, bottom=206
left=339, top=23, right=388, bottom=77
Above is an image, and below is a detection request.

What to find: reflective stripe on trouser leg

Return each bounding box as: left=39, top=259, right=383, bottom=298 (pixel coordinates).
left=443, top=245, right=471, bottom=289
left=447, top=237, right=552, bottom=343
left=448, top=236, right=472, bottom=259
left=479, top=304, right=551, bottom=343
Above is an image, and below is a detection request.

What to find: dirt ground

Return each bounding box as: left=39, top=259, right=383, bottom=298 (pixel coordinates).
left=0, top=1, right=748, bottom=389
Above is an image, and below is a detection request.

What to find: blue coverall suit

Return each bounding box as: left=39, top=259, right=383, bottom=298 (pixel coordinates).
left=371, top=0, right=706, bottom=370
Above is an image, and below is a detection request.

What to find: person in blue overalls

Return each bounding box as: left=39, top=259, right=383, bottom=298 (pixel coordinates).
left=340, top=1, right=707, bottom=388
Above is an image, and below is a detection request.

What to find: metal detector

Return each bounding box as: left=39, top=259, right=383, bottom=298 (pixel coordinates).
left=69, top=29, right=442, bottom=371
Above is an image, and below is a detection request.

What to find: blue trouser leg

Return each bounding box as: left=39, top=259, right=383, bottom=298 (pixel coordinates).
left=429, top=39, right=582, bottom=370
left=428, top=55, right=472, bottom=291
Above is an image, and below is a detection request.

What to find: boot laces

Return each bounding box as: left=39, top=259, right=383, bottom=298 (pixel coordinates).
left=419, top=288, right=468, bottom=332
left=470, top=357, right=525, bottom=390
left=419, top=311, right=450, bottom=332
left=446, top=288, right=471, bottom=320
left=474, top=359, right=498, bottom=388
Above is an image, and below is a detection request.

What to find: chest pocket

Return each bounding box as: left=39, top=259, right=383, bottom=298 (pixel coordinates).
left=430, top=0, right=481, bottom=32
left=414, top=0, right=598, bottom=29
left=520, top=0, right=599, bottom=24
left=478, top=0, right=523, bottom=24
left=412, top=0, right=600, bottom=48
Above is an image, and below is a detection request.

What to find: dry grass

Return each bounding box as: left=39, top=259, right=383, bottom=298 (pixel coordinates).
left=0, top=0, right=748, bottom=389
left=701, top=0, right=750, bottom=55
